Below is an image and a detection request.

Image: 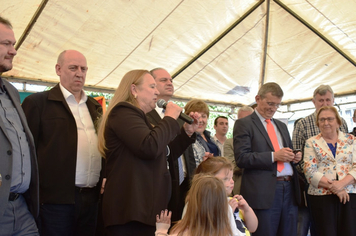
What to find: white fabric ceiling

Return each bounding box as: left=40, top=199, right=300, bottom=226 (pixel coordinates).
left=2, top=0, right=356, bottom=107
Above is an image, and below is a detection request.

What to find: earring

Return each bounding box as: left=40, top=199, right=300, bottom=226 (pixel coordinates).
left=134, top=94, right=137, bottom=99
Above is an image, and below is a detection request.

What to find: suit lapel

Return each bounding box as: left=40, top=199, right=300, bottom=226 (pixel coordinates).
left=251, top=112, right=275, bottom=151
left=314, top=134, right=335, bottom=160
left=48, top=84, right=72, bottom=115
left=274, top=120, right=289, bottom=148
left=146, top=109, right=161, bottom=126
left=0, top=112, right=9, bottom=141
left=86, top=97, right=102, bottom=124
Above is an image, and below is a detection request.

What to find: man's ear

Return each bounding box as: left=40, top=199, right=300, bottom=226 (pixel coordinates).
left=255, top=95, right=260, bottom=103
left=55, top=64, right=61, bottom=76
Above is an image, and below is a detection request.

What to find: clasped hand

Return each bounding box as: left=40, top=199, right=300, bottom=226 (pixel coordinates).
left=228, top=195, right=250, bottom=212
left=327, top=179, right=349, bottom=204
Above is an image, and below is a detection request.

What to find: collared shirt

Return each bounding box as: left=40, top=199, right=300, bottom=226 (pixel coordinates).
left=213, top=135, right=225, bottom=156
left=292, top=111, right=348, bottom=173
left=155, top=106, right=165, bottom=119
left=0, top=78, right=31, bottom=193
left=59, top=84, right=101, bottom=187
left=155, top=104, right=187, bottom=176
left=192, top=130, right=221, bottom=167
left=255, top=109, right=293, bottom=177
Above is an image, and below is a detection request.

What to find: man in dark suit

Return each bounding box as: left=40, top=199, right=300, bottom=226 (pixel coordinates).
left=146, top=68, right=196, bottom=222
left=0, top=17, right=39, bottom=235
left=233, top=82, right=301, bottom=236
left=22, top=50, right=103, bottom=236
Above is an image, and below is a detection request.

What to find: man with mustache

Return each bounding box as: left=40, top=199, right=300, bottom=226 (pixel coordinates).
left=22, top=50, right=103, bottom=236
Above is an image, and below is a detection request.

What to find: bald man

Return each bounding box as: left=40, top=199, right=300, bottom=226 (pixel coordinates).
left=22, top=50, right=103, bottom=236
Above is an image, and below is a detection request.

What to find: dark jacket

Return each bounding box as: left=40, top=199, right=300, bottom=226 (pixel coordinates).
left=146, top=109, right=196, bottom=221
left=21, top=84, right=102, bottom=204
left=234, top=111, right=301, bottom=209
left=102, top=102, right=195, bottom=227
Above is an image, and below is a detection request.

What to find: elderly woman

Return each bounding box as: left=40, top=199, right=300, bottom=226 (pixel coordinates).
left=304, top=106, right=356, bottom=236
left=184, top=99, right=220, bottom=167
left=97, top=70, right=199, bottom=236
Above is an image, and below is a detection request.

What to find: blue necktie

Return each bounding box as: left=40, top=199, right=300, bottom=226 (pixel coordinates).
left=162, top=107, right=184, bottom=184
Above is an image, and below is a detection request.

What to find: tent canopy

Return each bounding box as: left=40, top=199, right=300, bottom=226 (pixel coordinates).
left=2, top=0, right=356, bottom=107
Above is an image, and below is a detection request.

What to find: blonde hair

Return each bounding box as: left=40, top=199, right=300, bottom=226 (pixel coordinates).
left=97, top=69, right=150, bottom=157
left=195, top=156, right=233, bottom=176
left=170, top=174, right=232, bottom=236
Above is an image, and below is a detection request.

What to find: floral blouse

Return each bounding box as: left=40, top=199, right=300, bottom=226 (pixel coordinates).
left=304, top=131, right=356, bottom=195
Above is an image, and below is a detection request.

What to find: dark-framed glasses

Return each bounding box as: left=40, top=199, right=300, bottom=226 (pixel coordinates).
left=318, top=117, right=335, bottom=123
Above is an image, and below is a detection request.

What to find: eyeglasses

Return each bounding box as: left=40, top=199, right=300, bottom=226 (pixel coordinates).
left=266, top=102, right=280, bottom=108
left=318, top=117, right=335, bottom=123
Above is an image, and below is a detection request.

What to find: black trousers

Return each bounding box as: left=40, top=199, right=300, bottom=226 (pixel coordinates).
left=39, top=187, right=99, bottom=236
left=105, top=221, right=155, bottom=236
left=308, top=193, right=356, bottom=236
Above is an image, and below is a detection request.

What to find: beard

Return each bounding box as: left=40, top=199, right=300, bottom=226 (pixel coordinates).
left=0, top=62, right=13, bottom=73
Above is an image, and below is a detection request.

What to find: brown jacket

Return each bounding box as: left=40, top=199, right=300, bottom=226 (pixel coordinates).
left=102, top=102, right=195, bottom=227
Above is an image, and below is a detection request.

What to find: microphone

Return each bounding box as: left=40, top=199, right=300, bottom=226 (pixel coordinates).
left=157, top=99, right=194, bottom=124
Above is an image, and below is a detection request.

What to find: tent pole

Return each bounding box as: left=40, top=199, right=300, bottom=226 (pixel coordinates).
left=172, top=0, right=265, bottom=78
left=260, top=0, right=271, bottom=86
left=274, top=0, right=356, bottom=67
left=15, top=0, right=49, bottom=51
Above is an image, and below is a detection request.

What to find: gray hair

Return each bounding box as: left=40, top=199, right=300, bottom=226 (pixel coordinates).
left=237, top=105, right=254, bottom=119
left=258, top=82, right=284, bottom=98
left=313, top=84, right=334, bottom=98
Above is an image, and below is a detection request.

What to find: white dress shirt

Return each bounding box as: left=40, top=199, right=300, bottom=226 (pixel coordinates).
left=60, top=84, right=101, bottom=187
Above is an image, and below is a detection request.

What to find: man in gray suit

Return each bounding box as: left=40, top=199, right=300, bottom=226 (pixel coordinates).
left=234, top=82, right=301, bottom=236
left=0, top=16, right=39, bottom=235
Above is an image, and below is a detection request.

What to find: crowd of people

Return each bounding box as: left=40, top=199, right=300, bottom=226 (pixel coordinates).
left=1, top=15, right=356, bottom=236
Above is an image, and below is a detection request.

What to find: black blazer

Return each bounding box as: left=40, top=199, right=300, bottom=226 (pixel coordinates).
left=102, top=103, right=195, bottom=227
left=146, top=109, right=196, bottom=221
left=233, top=111, right=300, bottom=209
left=22, top=84, right=102, bottom=204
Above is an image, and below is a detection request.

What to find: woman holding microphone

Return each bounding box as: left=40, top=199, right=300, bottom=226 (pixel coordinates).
left=97, top=70, right=199, bottom=236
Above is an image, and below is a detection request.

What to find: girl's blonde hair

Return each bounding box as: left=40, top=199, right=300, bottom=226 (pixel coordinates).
left=97, top=69, right=150, bottom=157
left=170, top=174, right=232, bottom=236
left=195, top=156, right=233, bottom=176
